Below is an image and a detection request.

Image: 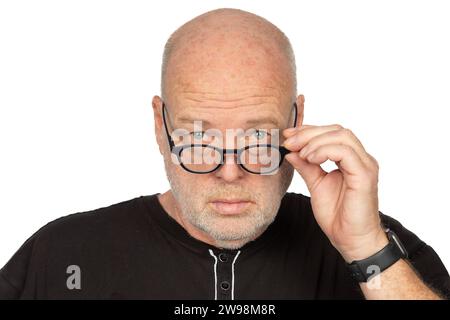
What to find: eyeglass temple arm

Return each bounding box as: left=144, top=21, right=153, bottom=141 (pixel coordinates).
left=292, top=102, right=298, bottom=128
left=161, top=103, right=175, bottom=148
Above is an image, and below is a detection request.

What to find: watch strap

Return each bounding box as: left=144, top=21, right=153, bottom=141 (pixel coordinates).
left=347, top=230, right=407, bottom=282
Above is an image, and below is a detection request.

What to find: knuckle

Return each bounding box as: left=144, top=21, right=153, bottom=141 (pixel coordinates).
left=373, top=158, right=380, bottom=170
left=341, top=144, right=353, bottom=153
left=341, top=128, right=354, bottom=137
left=330, top=124, right=344, bottom=130
left=367, top=153, right=380, bottom=170
left=342, top=127, right=352, bottom=134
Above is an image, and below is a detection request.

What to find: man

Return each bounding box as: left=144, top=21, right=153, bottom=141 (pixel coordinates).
left=0, top=8, right=449, bottom=300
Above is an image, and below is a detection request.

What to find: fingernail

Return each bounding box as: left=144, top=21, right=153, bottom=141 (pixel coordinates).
left=284, top=137, right=293, bottom=147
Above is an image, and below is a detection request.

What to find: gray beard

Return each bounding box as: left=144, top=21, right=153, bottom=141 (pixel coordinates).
left=163, top=156, right=294, bottom=249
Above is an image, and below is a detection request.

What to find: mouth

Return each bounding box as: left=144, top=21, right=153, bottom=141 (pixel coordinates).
left=209, top=199, right=254, bottom=215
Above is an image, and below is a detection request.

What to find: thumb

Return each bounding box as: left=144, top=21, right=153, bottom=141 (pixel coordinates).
left=285, top=152, right=326, bottom=192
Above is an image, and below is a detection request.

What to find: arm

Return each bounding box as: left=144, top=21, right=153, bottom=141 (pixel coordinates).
left=283, top=113, right=448, bottom=299
left=360, top=258, right=443, bottom=299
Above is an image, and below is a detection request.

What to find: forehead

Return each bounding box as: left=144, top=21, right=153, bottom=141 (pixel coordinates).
left=166, top=97, right=291, bottom=130
left=165, top=81, right=295, bottom=128
left=163, top=34, right=295, bottom=127
left=166, top=54, right=293, bottom=102
left=164, top=29, right=295, bottom=103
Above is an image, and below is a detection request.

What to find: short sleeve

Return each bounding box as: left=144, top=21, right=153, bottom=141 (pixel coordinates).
left=0, top=223, right=52, bottom=299
left=380, top=212, right=450, bottom=299
left=0, top=234, right=36, bottom=299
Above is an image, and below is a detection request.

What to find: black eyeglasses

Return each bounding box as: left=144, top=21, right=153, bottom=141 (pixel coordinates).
left=161, top=101, right=297, bottom=175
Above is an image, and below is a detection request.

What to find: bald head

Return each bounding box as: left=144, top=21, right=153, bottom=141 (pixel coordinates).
left=160, top=8, right=297, bottom=102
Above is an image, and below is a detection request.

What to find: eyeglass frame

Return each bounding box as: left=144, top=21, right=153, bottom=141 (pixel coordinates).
left=161, top=100, right=298, bottom=174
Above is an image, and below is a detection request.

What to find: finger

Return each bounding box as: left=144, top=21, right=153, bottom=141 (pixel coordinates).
left=282, top=125, right=314, bottom=138
left=285, top=152, right=327, bottom=192
left=283, top=124, right=344, bottom=151
left=298, top=128, right=371, bottom=166
left=303, top=144, right=372, bottom=186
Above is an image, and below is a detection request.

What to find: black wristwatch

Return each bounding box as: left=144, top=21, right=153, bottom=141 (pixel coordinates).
left=347, top=228, right=408, bottom=282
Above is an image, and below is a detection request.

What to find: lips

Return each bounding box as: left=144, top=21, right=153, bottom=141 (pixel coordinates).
left=209, top=199, right=254, bottom=215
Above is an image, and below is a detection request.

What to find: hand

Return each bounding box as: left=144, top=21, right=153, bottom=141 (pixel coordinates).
left=283, top=124, right=388, bottom=262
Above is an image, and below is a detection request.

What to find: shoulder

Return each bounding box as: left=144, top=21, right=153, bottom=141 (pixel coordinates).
left=379, top=212, right=450, bottom=298
left=30, top=195, right=148, bottom=243
left=0, top=195, right=149, bottom=299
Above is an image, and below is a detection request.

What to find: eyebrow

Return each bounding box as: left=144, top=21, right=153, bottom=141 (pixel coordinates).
left=175, top=116, right=283, bottom=128
left=176, top=116, right=212, bottom=127
left=246, top=117, right=282, bottom=128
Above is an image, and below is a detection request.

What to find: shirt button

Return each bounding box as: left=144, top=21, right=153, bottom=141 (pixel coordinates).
left=218, top=253, right=228, bottom=262
left=220, top=281, right=230, bottom=291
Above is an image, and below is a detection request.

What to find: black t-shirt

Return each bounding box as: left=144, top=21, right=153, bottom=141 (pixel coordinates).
left=0, top=192, right=449, bottom=299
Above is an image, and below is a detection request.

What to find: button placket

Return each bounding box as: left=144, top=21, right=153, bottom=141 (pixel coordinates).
left=216, top=251, right=236, bottom=300
left=218, top=253, right=228, bottom=263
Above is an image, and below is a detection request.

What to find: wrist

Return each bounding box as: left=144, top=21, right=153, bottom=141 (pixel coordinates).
left=341, top=229, right=389, bottom=263
left=346, top=229, right=408, bottom=283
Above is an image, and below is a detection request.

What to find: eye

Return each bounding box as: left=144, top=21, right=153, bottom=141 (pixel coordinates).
left=191, top=131, right=205, bottom=140
left=253, top=129, right=268, bottom=140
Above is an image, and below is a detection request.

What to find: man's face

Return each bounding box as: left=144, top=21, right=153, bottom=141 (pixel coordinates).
left=156, top=19, right=297, bottom=249
left=162, top=91, right=295, bottom=249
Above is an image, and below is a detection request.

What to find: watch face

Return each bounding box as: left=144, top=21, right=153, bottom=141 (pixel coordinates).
left=390, top=231, right=408, bottom=257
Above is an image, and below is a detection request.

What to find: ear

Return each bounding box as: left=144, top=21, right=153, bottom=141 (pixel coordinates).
left=295, top=94, right=305, bottom=126
left=152, top=95, right=164, bottom=155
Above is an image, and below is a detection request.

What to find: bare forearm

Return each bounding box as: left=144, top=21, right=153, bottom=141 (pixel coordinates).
left=360, top=259, right=443, bottom=300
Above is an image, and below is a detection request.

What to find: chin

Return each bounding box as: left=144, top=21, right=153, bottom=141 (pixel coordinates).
left=207, top=222, right=266, bottom=243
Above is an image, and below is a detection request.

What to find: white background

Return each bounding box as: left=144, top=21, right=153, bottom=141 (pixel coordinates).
left=1, top=0, right=449, bottom=270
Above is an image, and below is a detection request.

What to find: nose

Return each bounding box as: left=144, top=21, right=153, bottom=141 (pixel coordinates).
left=214, top=153, right=244, bottom=182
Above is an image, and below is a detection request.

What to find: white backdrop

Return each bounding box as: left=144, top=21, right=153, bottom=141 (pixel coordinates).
left=1, top=0, right=449, bottom=270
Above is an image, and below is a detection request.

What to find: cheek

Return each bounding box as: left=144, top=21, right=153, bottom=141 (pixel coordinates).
left=250, top=166, right=294, bottom=196
left=257, top=167, right=291, bottom=184
left=237, top=175, right=281, bottom=197
left=167, top=160, right=208, bottom=189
